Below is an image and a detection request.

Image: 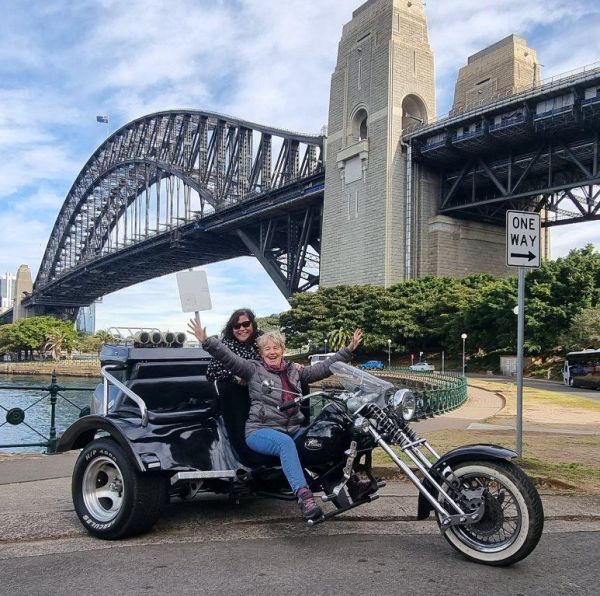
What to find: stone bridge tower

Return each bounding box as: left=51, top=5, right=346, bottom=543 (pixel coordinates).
left=321, top=0, right=436, bottom=287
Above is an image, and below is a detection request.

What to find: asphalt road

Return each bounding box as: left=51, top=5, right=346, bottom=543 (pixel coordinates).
left=0, top=531, right=598, bottom=595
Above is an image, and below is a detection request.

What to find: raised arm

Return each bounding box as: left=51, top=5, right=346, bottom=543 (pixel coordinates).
left=188, top=318, right=255, bottom=380
left=300, top=328, right=363, bottom=385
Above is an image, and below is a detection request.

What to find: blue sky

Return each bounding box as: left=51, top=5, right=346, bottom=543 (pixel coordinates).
left=1, top=0, right=599, bottom=333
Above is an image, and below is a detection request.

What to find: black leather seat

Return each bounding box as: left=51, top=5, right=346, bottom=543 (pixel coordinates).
left=216, top=382, right=280, bottom=467
left=118, top=377, right=219, bottom=424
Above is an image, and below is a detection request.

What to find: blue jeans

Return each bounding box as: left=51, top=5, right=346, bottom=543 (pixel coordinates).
left=246, top=428, right=307, bottom=493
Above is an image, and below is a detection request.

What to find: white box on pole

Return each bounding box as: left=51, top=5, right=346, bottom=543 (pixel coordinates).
left=176, top=270, right=212, bottom=312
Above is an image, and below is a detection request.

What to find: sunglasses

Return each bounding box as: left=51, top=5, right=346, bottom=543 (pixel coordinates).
left=233, top=321, right=253, bottom=330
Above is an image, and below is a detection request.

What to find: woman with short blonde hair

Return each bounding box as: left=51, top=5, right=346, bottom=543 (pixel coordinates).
left=188, top=317, right=362, bottom=521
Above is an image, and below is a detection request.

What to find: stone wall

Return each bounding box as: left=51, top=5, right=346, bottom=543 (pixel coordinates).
left=452, top=34, right=540, bottom=114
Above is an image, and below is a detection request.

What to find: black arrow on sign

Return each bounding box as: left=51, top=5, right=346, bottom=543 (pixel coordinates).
left=510, top=251, right=536, bottom=261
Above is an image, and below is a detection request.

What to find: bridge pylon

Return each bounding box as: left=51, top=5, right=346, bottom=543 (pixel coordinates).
left=321, top=0, right=436, bottom=287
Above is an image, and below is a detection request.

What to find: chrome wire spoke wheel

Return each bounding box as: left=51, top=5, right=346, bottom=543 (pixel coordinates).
left=452, top=473, right=521, bottom=552
left=435, top=461, right=544, bottom=566
left=82, top=456, right=125, bottom=522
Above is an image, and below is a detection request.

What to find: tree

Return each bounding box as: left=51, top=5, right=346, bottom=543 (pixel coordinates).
left=327, top=327, right=350, bottom=351
left=255, top=314, right=281, bottom=333
left=560, top=306, right=600, bottom=351
left=1, top=317, right=77, bottom=360
left=45, top=330, right=68, bottom=360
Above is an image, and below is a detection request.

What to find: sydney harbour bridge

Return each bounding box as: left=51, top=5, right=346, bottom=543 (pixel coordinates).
left=2, top=0, right=600, bottom=325
left=23, top=111, right=325, bottom=321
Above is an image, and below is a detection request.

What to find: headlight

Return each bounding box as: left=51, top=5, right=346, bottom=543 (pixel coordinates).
left=389, top=389, right=417, bottom=421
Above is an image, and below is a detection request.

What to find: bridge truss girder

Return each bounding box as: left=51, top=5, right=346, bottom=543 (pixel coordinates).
left=33, top=110, right=323, bottom=304
left=236, top=204, right=321, bottom=298
left=438, top=135, right=600, bottom=226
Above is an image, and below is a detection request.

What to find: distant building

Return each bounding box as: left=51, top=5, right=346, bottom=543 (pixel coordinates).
left=0, top=272, right=16, bottom=310
left=13, top=265, right=33, bottom=321
left=76, top=304, right=96, bottom=334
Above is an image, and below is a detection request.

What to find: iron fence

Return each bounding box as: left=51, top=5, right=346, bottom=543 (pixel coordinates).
left=311, top=368, right=467, bottom=420
left=0, top=372, right=95, bottom=453
left=378, top=368, right=468, bottom=420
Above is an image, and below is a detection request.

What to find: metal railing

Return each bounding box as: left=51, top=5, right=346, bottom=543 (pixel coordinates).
left=404, top=59, right=600, bottom=138
left=378, top=368, right=468, bottom=419
left=315, top=368, right=468, bottom=420
left=0, top=372, right=95, bottom=453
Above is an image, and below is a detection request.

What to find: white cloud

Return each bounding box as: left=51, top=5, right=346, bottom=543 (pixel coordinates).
left=95, top=257, right=290, bottom=332
left=551, top=222, right=600, bottom=258
left=0, top=0, right=599, bottom=330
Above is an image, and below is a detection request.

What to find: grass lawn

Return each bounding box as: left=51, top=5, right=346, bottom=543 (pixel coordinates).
left=373, top=380, right=600, bottom=493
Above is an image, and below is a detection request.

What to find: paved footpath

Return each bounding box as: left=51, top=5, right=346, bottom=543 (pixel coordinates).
left=0, top=385, right=598, bottom=562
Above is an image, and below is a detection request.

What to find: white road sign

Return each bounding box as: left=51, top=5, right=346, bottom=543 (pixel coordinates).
left=506, top=210, right=541, bottom=268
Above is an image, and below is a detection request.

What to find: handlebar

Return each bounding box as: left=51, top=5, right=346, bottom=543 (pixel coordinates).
left=276, top=391, right=326, bottom=412
left=278, top=400, right=301, bottom=412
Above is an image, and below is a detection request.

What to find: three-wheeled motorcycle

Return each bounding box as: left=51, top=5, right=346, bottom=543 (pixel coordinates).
left=57, top=344, right=543, bottom=566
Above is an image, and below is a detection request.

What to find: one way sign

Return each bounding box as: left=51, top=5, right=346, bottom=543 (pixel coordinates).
left=506, top=210, right=541, bottom=268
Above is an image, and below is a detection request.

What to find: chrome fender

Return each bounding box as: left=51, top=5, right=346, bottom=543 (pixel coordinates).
left=416, top=444, right=518, bottom=520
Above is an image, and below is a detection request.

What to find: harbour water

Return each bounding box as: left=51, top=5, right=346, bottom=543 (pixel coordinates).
left=0, top=374, right=99, bottom=453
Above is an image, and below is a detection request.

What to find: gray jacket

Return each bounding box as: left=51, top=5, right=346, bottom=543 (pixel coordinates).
left=202, top=336, right=353, bottom=437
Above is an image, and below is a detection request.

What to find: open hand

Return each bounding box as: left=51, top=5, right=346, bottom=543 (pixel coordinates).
left=187, top=317, right=208, bottom=344
left=347, top=328, right=363, bottom=352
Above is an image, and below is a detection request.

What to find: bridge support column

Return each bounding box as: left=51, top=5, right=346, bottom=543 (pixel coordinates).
left=236, top=206, right=320, bottom=298
left=321, top=0, right=436, bottom=287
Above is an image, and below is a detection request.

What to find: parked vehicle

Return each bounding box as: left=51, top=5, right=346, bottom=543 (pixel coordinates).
left=57, top=345, right=543, bottom=565
left=308, top=352, right=336, bottom=365
left=409, top=361, right=435, bottom=372
left=563, top=349, right=600, bottom=389
left=360, top=360, right=384, bottom=370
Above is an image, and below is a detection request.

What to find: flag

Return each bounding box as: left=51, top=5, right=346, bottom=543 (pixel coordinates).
left=96, top=115, right=109, bottom=124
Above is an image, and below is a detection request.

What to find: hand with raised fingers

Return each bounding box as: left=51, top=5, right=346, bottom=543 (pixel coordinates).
left=187, top=316, right=208, bottom=344
left=347, top=328, right=363, bottom=352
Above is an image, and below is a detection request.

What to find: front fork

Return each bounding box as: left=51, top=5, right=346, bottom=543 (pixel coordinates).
left=366, top=423, right=484, bottom=530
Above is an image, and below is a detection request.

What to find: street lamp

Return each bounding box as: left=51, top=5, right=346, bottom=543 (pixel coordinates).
left=324, top=338, right=328, bottom=354
left=387, top=339, right=392, bottom=368
left=461, top=333, right=468, bottom=376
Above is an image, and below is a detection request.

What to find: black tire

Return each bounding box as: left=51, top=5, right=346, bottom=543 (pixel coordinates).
left=436, top=460, right=544, bottom=566
left=72, top=438, right=166, bottom=540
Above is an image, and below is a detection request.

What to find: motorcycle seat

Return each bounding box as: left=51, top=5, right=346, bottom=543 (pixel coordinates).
left=118, top=377, right=219, bottom=424
left=216, top=382, right=280, bottom=467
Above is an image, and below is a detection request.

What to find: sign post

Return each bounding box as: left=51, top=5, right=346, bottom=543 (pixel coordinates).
left=506, top=210, right=541, bottom=456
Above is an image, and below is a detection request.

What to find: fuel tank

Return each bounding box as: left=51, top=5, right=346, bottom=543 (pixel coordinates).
left=295, top=404, right=351, bottom=465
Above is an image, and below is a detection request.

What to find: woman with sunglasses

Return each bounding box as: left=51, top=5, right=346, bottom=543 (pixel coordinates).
left=206, top=309, right=261, bottom=384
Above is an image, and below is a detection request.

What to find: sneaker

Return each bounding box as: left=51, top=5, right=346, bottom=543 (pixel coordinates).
left=296, top=487, right=323, bottom=520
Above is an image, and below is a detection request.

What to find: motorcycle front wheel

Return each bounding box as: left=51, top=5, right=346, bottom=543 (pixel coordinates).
left=436, top=460, right=544, bottom=566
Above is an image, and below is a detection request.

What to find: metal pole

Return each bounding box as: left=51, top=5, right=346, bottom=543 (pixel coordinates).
left=442, top=351, right=445, bottom=374
left=47, top=371, right=59, bottom=453
left=387, top=340, right=391, bottom=368
left=516, top=266, right=525, bottom=456
left=462, top=339, right=466, bottom=376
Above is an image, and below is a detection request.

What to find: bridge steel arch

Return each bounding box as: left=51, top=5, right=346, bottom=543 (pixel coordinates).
left=29, top=110, right=323, bottom=316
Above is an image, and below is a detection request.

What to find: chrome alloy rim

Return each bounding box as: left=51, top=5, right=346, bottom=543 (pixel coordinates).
left=450, top=472, right=523, bottom=553
left=82, top=456, right=125, bottom=522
